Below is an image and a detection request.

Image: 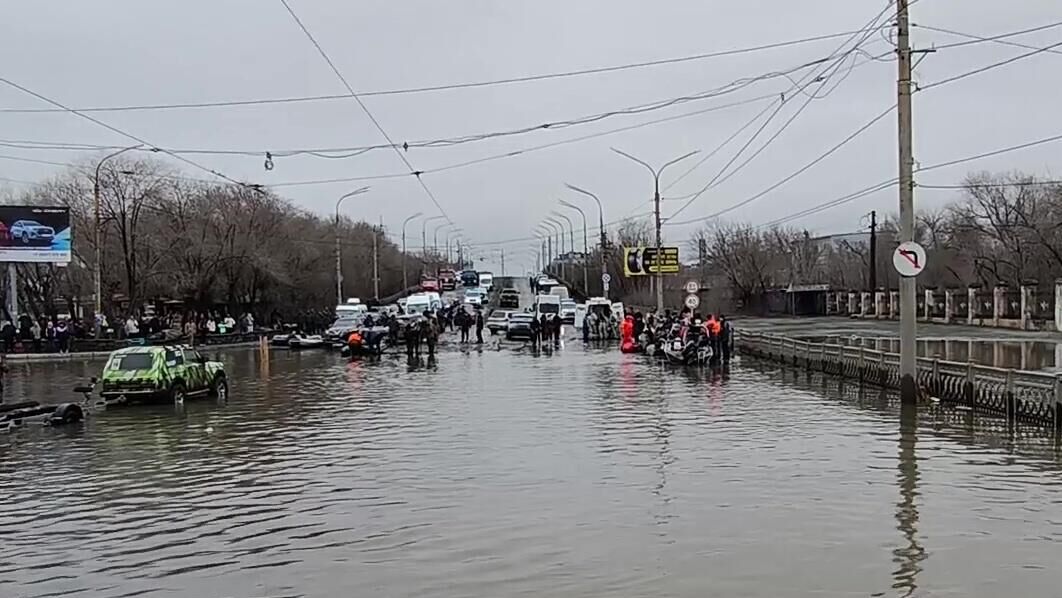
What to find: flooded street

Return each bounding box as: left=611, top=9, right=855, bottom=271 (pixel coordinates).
left=3, top=341, right=1062, bottom=597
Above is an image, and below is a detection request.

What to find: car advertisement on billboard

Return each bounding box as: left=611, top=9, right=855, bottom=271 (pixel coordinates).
left=0, top=205, right=72, bottom=264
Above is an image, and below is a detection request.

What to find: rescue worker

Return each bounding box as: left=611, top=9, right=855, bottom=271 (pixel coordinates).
left=706, top=313, right=722, bottom=362
left=719, top=314, right=733, bottom=362
left=620, top=314, right=637, bottom=353
left=421, top=310, right=438, bottom=357
left=529, top=312, right=542, bottom=349
left=405, top=319, right=421, bottom=358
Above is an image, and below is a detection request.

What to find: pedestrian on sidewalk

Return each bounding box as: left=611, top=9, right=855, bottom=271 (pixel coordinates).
left=30, top=319, right=42, bottom=353
left=45, top=320, right=56, bottom=352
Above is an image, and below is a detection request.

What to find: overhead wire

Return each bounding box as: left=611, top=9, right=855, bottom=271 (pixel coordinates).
left=663, top=11, right=1062, bottom=230
left=917, top=20, right=1062, bottom=55
left=277, top=0, right=450, bottom=221
left=0, top=78, right=262, bottom=190
left=662, top=1, right=896, bottom=221
left=0, top=27, right=891, bottom=115
left=756, top=129, right=1062, bottom=229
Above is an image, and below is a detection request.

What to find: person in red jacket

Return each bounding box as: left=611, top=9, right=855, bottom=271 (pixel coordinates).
left=620, top=315, right=638, bottom=353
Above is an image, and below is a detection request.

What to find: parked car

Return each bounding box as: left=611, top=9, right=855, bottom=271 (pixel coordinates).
left=499, top=288, right=520, bottom=309
left=506, top=313, right=536, bottom=340
left=98, top=346, right=227, bottom=403
left=10, top=220, right=55, bottom=245
left=486, top=310, right=512, bottom=334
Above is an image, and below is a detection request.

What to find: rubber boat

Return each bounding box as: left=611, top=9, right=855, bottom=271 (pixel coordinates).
left=288, top=334, right=325, bottom=349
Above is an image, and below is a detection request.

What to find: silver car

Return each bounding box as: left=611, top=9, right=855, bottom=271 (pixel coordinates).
left=10, top=220, right=55, bottom=245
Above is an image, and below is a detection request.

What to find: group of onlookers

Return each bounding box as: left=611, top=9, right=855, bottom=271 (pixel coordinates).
left=0, top=315, right=76, bottom=354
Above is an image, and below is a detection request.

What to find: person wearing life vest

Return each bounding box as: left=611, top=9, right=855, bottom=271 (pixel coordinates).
left=620, top=314, right=638, bottom=353
left=347, top=329, right=363, bottom=357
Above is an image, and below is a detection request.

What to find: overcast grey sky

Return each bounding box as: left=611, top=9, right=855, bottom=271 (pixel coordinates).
left=1, top=0, right=1060, bottom=273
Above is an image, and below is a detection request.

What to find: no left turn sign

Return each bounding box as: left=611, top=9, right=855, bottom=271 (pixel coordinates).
left=893, top=241, right=927, bottom=277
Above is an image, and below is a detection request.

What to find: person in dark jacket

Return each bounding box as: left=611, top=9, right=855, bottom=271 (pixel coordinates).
left=458, top=309, right=472, bottom=343
left=529, top=315, right=541, bottom=350
left=405, top=319, right=421, bottom=358
left=475, top=308, right=485, bottom=344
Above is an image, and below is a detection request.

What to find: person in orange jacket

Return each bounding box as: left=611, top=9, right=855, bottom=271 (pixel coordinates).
left=620, top=314, right=638, bottom=353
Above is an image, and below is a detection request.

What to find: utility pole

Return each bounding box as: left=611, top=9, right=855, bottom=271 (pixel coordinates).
left=612, top=149, right=700, bottom=313
left=897, top=0, right=917, bottom=404
left=372, top=219, right=381, bottom=301
left=868, top=210, right=878, bottom=291
left=500, top=249, right=505, bottom=276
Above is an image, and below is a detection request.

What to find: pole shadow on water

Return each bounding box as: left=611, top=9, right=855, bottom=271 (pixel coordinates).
left=892, top=401, right=925, bottom=597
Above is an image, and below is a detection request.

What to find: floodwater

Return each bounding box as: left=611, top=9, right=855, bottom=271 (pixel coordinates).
left=3, top=340, right=1062, bottom=598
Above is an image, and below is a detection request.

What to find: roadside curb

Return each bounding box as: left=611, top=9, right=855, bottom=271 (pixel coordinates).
left=4, top=340, right=262, bottom=364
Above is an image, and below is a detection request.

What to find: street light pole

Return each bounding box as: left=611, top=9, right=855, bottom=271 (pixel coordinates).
left=335, top=186, right=371, bottom=304
left=559, top=200, right=588, bottom=296
left=612, top=148, right=700, bottom=313
left=566, top=183, right=607, bottom=299
left=421, top=215, right=446, bottom=260
left=401, top=212, right=423, bottom=292
left=93, top=144, right=141, bottom=331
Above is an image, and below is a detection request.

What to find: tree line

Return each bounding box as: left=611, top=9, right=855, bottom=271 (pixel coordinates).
left=691, top=171, right=1062, bottom=311
left=1, top=158, right=440, bottom=322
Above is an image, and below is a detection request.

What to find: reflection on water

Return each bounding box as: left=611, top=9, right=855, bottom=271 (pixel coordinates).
left=806, top=335, right=1062, bottom=371
left=893, top=402, right=925, bottom=597
left=2, top=346, right=1062, bottom=598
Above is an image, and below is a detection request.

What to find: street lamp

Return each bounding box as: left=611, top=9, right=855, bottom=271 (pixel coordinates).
left=612, top=147, right=700, bottom=312
left=421, top=215, right=446, bottom=259
left=558, top=200, right=588, bottom=295
left=443, top=228, right=462, bottom=264
left=335, top=186, right=371, bottom=304
left=565, top=183, right=608, bottom=299
left=93, top=144, right=141, bottom=329
left=433, top=222, right=453, bottom=257
left=401, top=212, right=423, bottom=291
left=550, top=210, right=576, bottom=259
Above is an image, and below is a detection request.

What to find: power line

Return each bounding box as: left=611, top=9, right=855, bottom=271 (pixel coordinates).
left=666, top=103, right=897, bottom=227
left=920, top=180, right=1062, bottom=189
left=0, top=53, right=831, bottom=161
left=920, top=38, right=1062, bottom=91
left=277, top=0, right=449, bottom=221
left=0, top=78, right=260, bottom=190
left=0, top=27, right=889, bottom=116
left=665, top=20, right=1062, bottom=228
left=916, top=21, right=1062, bottom=55
left=663, top=2, right=895, bottom=221
left=756, top=130, right=1062, bottom=229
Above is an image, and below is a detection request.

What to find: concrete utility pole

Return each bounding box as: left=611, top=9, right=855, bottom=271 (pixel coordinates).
left=566, top=184, right=607, bottom=298
left=897, top=0, right=917, bottom=404
left=500, top=248, right=505, bottom=276
left=334, top=186, right=370, bottom=304
left=422, top=215, right=445, bottom=262
left=868, top=210, right=878, bottom=291
left=612, top=148, right=700, bottom=312
left=401, top=212, right=422, bottom=291
left=372, top=220, right=381, bottom=301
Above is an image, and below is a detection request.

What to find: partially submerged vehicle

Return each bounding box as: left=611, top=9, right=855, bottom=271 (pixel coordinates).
left=287, top=333, right=325, bottom=349
left=0, top=399, right=83, bottom=432
left=97, top=345, right=228, bottom=403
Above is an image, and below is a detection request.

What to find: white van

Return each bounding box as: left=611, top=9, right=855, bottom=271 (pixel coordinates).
left=336, top=298, right=368, bottom=315
left=478, top=272, right=494, bottom=291
left=534, top=294, right=561, bottom=318
left=549, top=286, right=570, bottom=301
left=405, top=293, right=433, bottom=315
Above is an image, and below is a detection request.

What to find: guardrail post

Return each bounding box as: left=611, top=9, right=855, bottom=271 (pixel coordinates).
left=964, top=361, right=975, bottom=409
left=1054, top=375, right=1062, bottom=438
left=858, top=346, right=865, bottom=381
left=1005, top=369, right=1016, bottom=422
left=820, top=344, right=827, bottom=372
left=931, top=358, right=940, bottom=396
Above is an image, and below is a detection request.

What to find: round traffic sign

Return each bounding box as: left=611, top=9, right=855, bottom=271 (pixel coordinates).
left=683, top=280, right=700, bottom=294
left=601, top=272, right=611, bottom=283
left=893, top=241, right=927, bottom=277
left=684, top=294, right=700, bottom=309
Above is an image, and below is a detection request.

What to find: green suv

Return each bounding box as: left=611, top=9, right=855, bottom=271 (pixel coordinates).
left=99, top=345, right=228, bottom=403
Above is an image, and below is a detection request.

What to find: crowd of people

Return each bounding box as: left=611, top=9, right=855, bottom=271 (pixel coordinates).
left=618, top=307, right=734, bottom=363
left=0, top=315, right=78, bottom=353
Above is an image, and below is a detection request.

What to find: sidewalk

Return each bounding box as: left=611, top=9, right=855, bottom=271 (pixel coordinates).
left=3, top=338, right=265, bottom=363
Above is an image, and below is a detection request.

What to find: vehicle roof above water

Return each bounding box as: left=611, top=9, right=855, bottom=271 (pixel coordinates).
left=110, top=345, right=192, bottom=356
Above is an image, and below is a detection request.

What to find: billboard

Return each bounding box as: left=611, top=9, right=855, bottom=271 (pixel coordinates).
left=623, top=246, right=680, bottom=276
left=0, top=205, right=71, bottom=264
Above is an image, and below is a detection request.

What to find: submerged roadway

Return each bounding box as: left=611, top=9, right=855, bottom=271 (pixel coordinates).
left=2, top=279, right=1062, bottom=598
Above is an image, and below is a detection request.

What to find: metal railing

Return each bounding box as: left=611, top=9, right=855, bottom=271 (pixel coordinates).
left=737, top=331, right=1061, bottom=428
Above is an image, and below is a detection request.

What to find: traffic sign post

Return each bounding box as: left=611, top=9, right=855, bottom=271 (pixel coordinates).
left=892, top=241, right=926, bottom=277
left=601, top=272, right=611, bottom=296
left=684, top=280, right=700, bottom=294
left=684, top=294, right=700, bottom=310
